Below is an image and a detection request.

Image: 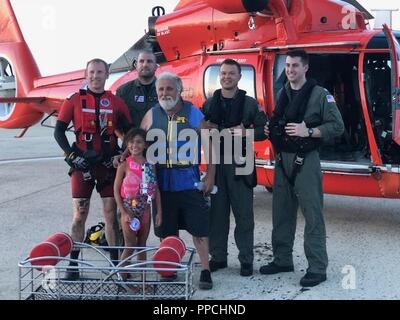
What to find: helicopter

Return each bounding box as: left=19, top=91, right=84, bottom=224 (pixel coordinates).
left=0, top=0, right=399, bottom=198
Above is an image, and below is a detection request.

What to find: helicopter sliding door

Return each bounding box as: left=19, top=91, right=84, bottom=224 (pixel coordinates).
left=271, top=52, right=400, bottom=197
left=273, top=53, right=371, bottom=164
left=383, top=25, right=400, bottom=146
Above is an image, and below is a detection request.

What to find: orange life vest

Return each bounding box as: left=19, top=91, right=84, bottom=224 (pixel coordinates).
left=79, top=89, right=115, bottom=142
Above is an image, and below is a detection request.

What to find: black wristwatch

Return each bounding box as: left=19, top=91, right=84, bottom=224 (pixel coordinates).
left=308, top=128, right=314, bottom=137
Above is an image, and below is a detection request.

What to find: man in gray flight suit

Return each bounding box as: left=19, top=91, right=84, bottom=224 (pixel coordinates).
left=116, top=50, right=159, bottom=128
left=261, top=50, right=344, bottom=287
left=202, top=59, right=267, bottom=277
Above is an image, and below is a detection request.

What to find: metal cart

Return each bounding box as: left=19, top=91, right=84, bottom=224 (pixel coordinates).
left=19, top=242, right=196, bottom=300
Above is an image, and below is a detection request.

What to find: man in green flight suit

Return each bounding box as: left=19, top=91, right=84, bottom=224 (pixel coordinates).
left=202, top=59, right=267, bottom=277
left=116, top=50, right=159, bottom=128
left=261, top=50, right=344, bottom=287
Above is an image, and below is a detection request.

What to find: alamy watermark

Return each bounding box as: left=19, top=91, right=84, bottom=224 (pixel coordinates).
left=41, top=5, right=56, bottom=31
left=341, top=265, right=357, bottom=290
left=42, top=266, right=57, bottom=290
left=146, top=125, right=255, bottom=176
left=342, top=5, right=357, bottom=30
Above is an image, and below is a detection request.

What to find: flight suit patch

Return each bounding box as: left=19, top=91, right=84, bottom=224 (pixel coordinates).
left=326, top=95, right=336, bottom=103
left=135, top=96, right=145, bottom=103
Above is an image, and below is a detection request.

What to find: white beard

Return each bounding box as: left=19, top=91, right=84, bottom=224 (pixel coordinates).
left=159, top=96, right=179, bottom=111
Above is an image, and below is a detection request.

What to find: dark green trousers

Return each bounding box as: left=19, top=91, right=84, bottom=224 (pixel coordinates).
left=272, top=150, right=328, bottom=274
left=209, top=164, right=254, bottom=264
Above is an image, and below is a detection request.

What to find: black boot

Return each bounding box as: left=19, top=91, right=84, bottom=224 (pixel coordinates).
left=259, top=262, right=294, bottom=275
left=300, top=272, right=327, bottom=287
left=64, top=250, right=80, bottom=280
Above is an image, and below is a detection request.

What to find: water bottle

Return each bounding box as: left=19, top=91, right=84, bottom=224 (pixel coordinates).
left=129, top=217, right=141, bottom=232
left=194, top=182, right=218, bottom=195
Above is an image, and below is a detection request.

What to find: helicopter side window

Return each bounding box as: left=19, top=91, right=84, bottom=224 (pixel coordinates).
left=204, top=65, right=256, bottom=99
left=273, top=55, right=287, bottom=99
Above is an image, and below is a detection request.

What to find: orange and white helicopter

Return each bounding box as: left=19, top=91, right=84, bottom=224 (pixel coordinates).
left=0, top=0, right=399, bottom=198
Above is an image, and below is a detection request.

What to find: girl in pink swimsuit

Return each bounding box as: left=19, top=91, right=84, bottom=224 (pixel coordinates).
left=114, top=128, right=162, bottom=269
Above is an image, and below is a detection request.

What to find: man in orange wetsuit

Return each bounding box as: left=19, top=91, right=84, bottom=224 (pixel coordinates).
left=54, top=58, right=132, bottom=279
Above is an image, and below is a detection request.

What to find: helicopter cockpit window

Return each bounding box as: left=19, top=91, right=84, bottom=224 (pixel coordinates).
left=0, top=57, right=16, bottom=118
left=204, top=65, right=256, bottom=99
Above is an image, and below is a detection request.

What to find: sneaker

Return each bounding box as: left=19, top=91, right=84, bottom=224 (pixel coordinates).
left=259, top=262, right=294, bottom=275
left=199, top=270, right=213, bottom=290
left=300, top=272, right=327, bottom=287
left=209, top=260, right=227, bottom=272
left=240, top=263, right=253, bottom=277
left=64, top=268, right=80, bottom=281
